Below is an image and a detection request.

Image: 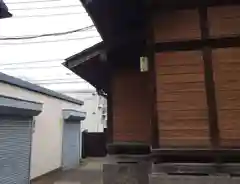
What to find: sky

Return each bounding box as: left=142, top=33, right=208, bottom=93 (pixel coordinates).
left=0, top=0, right=102, bottom=92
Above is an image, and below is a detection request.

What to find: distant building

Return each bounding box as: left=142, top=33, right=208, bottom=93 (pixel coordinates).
left=58, top=90, right=107, bottom=132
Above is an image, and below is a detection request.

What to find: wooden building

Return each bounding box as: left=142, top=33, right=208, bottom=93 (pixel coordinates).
left=65, top=0, right=240, bottom=166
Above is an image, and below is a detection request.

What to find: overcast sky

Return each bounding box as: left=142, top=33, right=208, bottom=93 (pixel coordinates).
left=0, top=0, right=102, bottom=92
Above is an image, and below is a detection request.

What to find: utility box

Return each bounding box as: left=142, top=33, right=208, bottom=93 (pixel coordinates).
left=0, top=95, right=42, bottom=184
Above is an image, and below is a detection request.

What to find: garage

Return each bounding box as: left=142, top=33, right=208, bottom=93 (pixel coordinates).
left=0, top=95, right=42, bottom=184
left=62, top=109, right=86, bottom=170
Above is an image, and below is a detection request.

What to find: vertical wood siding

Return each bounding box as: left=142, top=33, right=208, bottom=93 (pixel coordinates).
left=155, top=51, right=210, bottom=147
left=112, top=69, right=151, bottom=143
left=212, top=48, right=240, bottom=147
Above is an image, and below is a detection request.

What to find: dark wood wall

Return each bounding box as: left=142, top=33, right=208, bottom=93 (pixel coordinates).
left=153, top=5, right=240, bottom=149
left=111, top=69, right=151, bottom=144
left=213, top=48, right=240, bottom=147
left=155, top=51, right=210, bottom=147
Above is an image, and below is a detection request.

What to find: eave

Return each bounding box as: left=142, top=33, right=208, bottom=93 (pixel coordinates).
left=64, top=42, right=109, bottom=95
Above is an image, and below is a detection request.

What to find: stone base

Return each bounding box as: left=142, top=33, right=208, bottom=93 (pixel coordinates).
left=149, top=174, right=240, bottom=184
left=103, top=163, right=150, bottom=184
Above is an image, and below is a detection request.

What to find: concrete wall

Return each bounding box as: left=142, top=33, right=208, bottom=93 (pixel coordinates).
left=0, top=82, right=83, bottom=179
left=64, top=91, right=107, bottom=132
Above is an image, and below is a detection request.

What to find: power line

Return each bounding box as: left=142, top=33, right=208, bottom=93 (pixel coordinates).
left=6, top=0, right=60, bottom=5
left=30, top=78, right=82, bottom=82
left=0, top=59, right=63, bottom=66
left=35, top=81, right=86, bottom=85
left=0, top=36, right=101, bottom=45
left=0, top=25, right=95, bottom=40
left=12, top=12, right=87, bottom=18
left=10, top=4, right=83, bottom=11
left=0, top=65, right=62, bottom=70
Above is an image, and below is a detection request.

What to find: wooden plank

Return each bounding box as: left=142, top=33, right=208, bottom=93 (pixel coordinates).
left=157, top=91, right=206, bottom=102
left=156, top=65, right=204, bottom=75
left=218, top=110, right=240, bottom=130
left=159, top=120, right=209, bottom=130
left=155, top=51, right=202, bottom=66
left=220, top=139, right=240, bottom=147
left=159, top=138, right=210, bottom=147
left=157, top=82, right=205, bottom=93
left=159, top=129, right=209, bottom=138
left=208, top=6, right=240, bottom=38
left=154, top=9, right=201, bottom=42
left=157, top=74, right=204, bottom=84
left=112, top=70, right=151, bottom=144
left=213, top=48, right=240, bottom=147
left=158, top=110, right=208, bottom=120
left=155, top=50, right=210, bottom=148
left=157, top=101, right=207, bottom=111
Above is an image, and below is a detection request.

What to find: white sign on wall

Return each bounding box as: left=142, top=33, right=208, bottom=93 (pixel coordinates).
left=140, top=57, right=149, bottom=72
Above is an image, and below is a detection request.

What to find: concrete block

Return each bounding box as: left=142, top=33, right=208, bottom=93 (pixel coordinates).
left=150, top=174, right=210, bottom=184
left=103, top=163, right=149, bottom=184
left=150, top=174, right=235, bottom=184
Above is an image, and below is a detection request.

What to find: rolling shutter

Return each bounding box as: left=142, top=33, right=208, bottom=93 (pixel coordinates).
left=62, top=123, right=80, bottom=170
left=0, top=118, right=32, bottom=184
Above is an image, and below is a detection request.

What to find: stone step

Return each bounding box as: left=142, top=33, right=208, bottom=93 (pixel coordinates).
left=149, top=174, right=240, bottom=184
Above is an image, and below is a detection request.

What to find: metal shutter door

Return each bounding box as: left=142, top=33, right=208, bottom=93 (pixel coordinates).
left=0, top=118, right=32, bottom=184
left=62, top=123, right=80, bottom=170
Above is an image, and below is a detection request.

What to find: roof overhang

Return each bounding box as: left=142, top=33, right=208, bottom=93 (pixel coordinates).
left=80, top=0, right=147, bottom=50
left=0, top=0, right=12, bottom=19
left=64, top=42, right=110, bottom=95
left=64, top=41, right=145, bottom=95
left=80, top=0, right=239, bottom=49
left=67, top=0, right=240, bottom=95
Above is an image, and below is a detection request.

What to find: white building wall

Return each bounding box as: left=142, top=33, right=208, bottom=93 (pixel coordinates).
left=63, top=91, right=107, bottom=132
left=0, top=82, right=83, bottom=179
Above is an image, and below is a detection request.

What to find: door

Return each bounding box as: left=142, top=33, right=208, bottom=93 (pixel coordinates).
left=0, top=118, right=32, bottom=184
left=62, top=123, right=80, bottom=170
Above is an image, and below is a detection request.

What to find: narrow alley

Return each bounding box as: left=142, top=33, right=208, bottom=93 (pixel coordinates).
left=32, top=158, right=103, bottom=184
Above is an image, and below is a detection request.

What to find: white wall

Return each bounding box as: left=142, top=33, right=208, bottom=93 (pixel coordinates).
left=0, top=82, right=83, bottom=179
left=63, top=91, right=107, bottom=132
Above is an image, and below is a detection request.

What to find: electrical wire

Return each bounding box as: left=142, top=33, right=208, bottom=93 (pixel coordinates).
left=12, top=12, right=87, bottom=18
left=0, top=65, right=62, bottom=70
left=0, top=59, right=63, bottom=66
left=0, top=25, right=95, bottom=40
left=0, top=36, right=101, bottom=45
left=5, top=0, right=60, bottom=5
left=10, top=4, right=83, bottom=11
left=30, top=78, right=82, bottom=81
left=34, top=81, right=86, bottom=84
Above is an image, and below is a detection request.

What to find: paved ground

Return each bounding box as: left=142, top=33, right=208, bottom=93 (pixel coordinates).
left=32, top=158, right=103, bottom=184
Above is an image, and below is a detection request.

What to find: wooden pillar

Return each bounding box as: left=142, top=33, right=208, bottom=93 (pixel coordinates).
left=199, top=6, right=220, bottom=149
